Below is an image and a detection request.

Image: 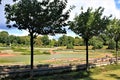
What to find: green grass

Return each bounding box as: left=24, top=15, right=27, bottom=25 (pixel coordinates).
left=0, top=47, right=11, bottom=50
left=11, top=64, right=120, bottom=80
left=0, top=46, right=115, bottom=65
left=0, top=55, right=30, bottom=65
left=0, top=46, right=120, bottom=80
left=89, top=64, right=120, bottom=80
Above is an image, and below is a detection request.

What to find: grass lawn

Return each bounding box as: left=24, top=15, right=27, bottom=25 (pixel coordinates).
left=0, top=47, right=120, bottom=80
left=29, top=64, right=120, bottom=80
left=0, top=46, right=114, bottom=65
left=35, top=69, right=120, bottom=80
left=36, top=70, right=120, bottom=80
left=11, top=64, right=120, bottom=80
left=0, top=53, right=86, bottom=65
left=91, top=70, right=120, bottom=80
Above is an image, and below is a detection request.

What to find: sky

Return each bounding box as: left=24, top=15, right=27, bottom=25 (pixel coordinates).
left=0, top=0, right=120, bottom=39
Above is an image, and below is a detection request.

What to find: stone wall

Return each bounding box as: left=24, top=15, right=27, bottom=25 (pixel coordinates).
left=0, top=57, right=120, bottom=79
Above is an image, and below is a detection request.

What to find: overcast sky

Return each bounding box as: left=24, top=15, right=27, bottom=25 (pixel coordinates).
left=0, top=0, right=120, bottom=39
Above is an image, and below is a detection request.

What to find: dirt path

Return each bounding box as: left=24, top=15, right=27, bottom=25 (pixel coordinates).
left=49, top=48, right=60, bottom=54
left=0, top=53, right=16, bottom=57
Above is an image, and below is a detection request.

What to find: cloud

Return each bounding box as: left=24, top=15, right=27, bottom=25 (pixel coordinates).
left=67, top=0, right=120, bottom=20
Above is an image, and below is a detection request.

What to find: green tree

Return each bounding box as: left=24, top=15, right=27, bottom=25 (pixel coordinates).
left=9, top=35, right=21, bottom=46
left=58, top=35, right=68, bottom=46
left=89, top=36, right=103, bottom=49
left=99, top=33, right=110, bottom=45
left=19, top=36, right=30, bottom=45
left=69, top=7, right=111, bottom=70
left=35, top=36, right=42, bottom=47
left=49, top=39, right=56, bottom=47
left=0, top=31, right=9, bottom=45
left=5, top=0, right=71, bottom=72
left=67, top=36, right=74, bottom=45
left=108, top=39, right=116, bottom=49
left=41, top=35, right=50, bottom=46
left=107, top=18, right=120, bottom=64
left=66, top=42, right=74, bottom=49
left=74, top=37, right=84, bottom=46
left=54, top=39, right=58, bottom=47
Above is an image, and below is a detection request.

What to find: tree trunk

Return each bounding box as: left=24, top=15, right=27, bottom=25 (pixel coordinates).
left=116, top=41, right=118, bottom=64
left=30, top=32, right=34, bottom=77
left=85, top=39, right=89, bottom=71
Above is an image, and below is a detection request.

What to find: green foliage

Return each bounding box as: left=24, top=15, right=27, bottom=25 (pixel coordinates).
left=41, top=35, right=50, bottom=46
left=5, top=0, right=72, bottom=35
left=5, top=0, right=72, bottom=69
left=99, top=34, right=110, bottom=45
left=0, top=32, right=30, bottom=46
left=92, top=41, right=103, bottom=49
left=106, top=18, right=120, bottom=63
left=67, top=36, right=74, bottom=45
left=35, top=36, right=43, bottom=46
left=69, top=7, right=111, bottom=70
left=12, top=48, right=27, bottom=52
left=42, top=51, right=50, bottom=55
left=49, top=39, right=56, bottom=47
left=21, top=50, right=43, bottom=55
left=0, top=43, right=7, bottom=47
left=58, top=35, right=68, bottom=46
left=107, top=18, right=120, bottom=42
left=74, top=37, right=84, bottom=46
left=89, top=37, right=103, bottom=49
left=21, top=51, right=50, bottom=55
left=0, top=31, right=9, bottom=45
left=108, top=40, right=115, bottom=49
left=58, top=35, right=75, bottom=46
left=69, top=7, right=111, bottom=40
left=66, top=43, right=74, bottom=49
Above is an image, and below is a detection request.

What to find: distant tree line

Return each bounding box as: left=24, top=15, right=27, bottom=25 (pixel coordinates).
left=1, top=31, right=120, bottom=49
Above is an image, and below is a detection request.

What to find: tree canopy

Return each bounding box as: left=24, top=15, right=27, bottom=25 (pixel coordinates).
left=107, top=18, right=120, bottom=42
left=5, top=0, right=72, bottom=35
left=5, top=0, right=72, bottom=72
left=69, top=7, right=111, bottom=40
left=106, top=18, right=120, bottom=63
left=69, top=7, right=111, bottom=70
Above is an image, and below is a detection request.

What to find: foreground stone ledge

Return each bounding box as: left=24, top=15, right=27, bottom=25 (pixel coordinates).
left=0, top=57, right=120, bottom=79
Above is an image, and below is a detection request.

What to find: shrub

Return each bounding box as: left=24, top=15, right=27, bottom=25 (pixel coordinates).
left=89, top=36, right=103, bottom=50
left=108, top=40, right=115, bottom=49
left=42, top=51, right=50, bottom=55
left=21, top=52, right=30, bottom=55
left=34, top=50, right=42, bottom=55
left=92, top=41, right=103, bottom=50
left=66, top=43, right=74, bottom=49
left=21, top=50, right=43, bottom=55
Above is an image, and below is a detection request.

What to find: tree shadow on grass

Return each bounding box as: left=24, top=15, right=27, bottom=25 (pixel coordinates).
left=107, top=74, right=120, bottom=80
left=0, top=64, right=95, bottom=80
left=31, top=71, right=94, bottom=80
left=2, top=71, right=93, bottom=80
